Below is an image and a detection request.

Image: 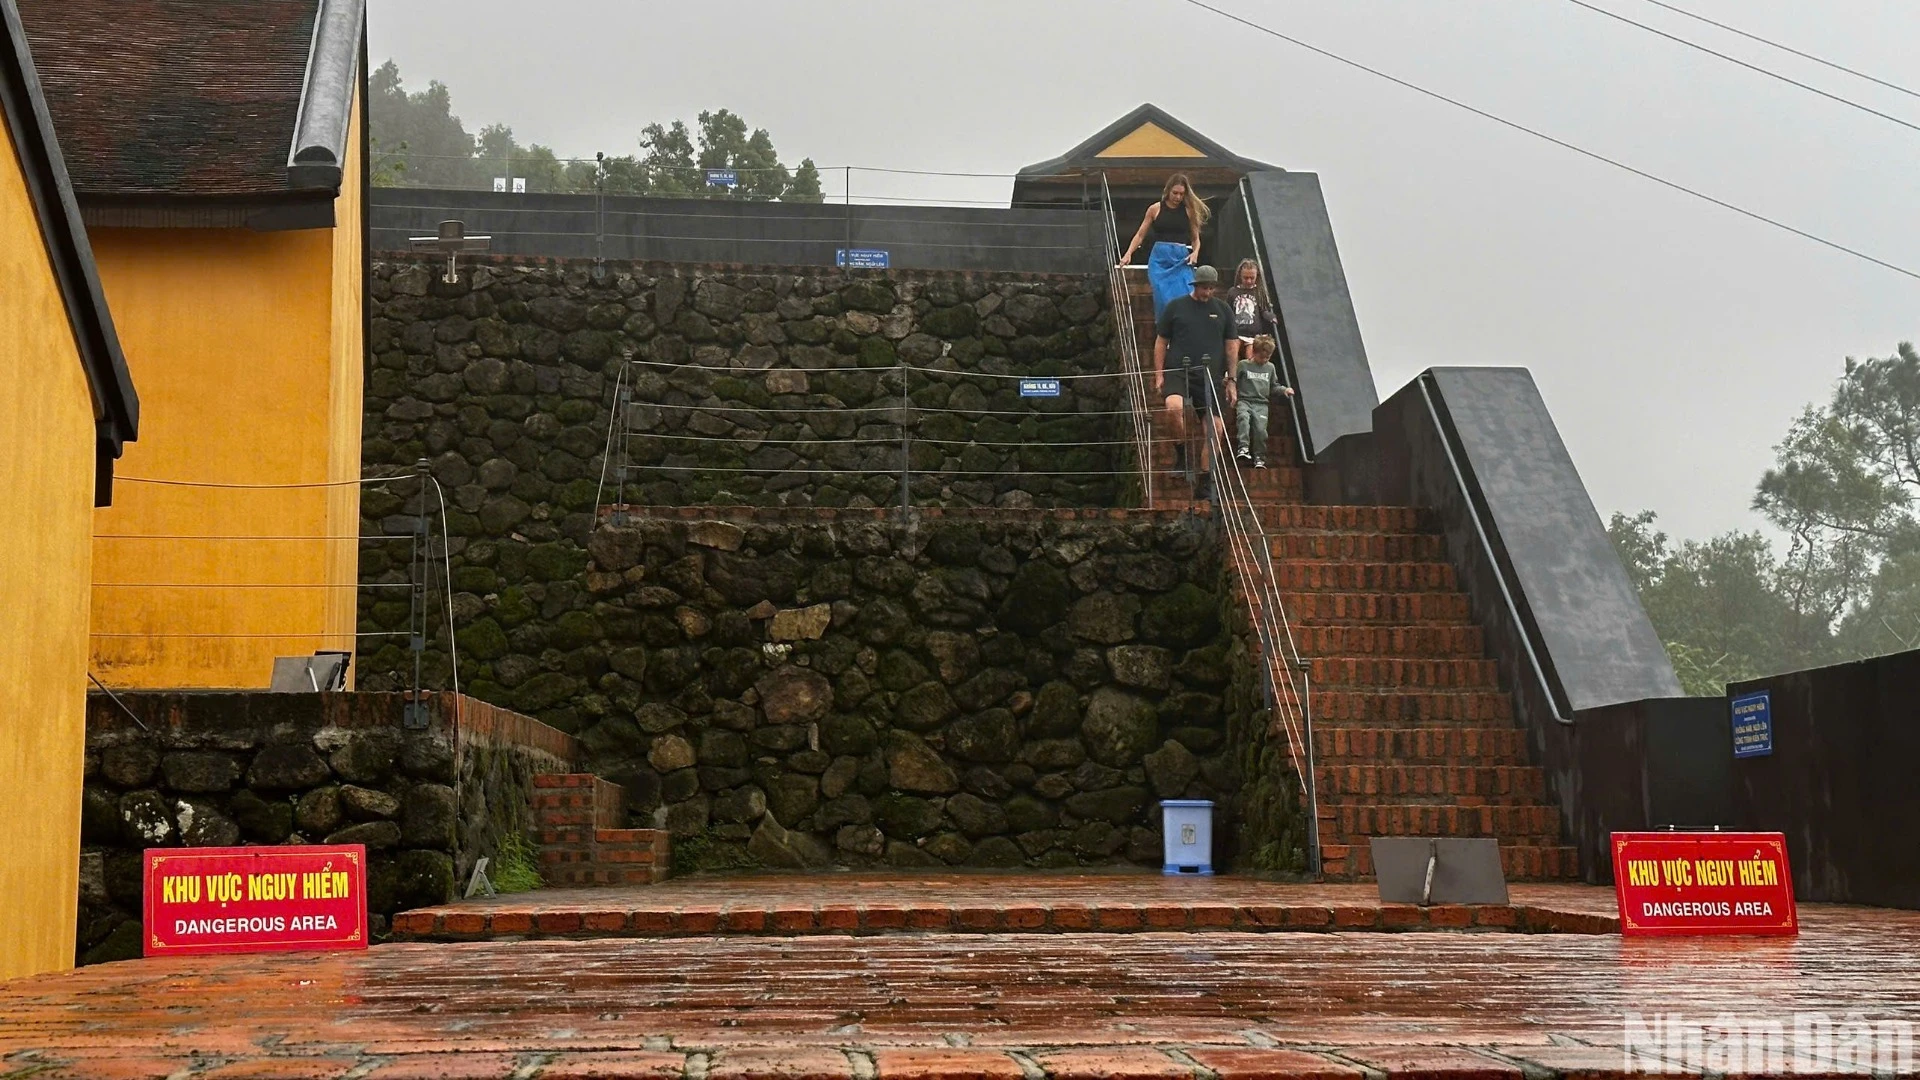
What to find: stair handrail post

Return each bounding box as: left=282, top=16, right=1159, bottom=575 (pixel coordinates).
left=1202, top=368, right=1323, bottom=877
left=899, top=355, right=911, bottom=513
left=1098, top=171, right=1152, bottom=506
left=406, top=457, right=431, bottom=730
left=843, top=166, right=854, bottom=280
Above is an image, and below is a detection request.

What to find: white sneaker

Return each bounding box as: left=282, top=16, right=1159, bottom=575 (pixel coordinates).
left=1254, top=458, right=1268, bottom=469
left=1235, top=448, right=1252, bottom=463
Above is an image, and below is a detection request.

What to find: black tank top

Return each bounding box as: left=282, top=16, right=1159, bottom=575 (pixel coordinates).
left=1149, top=199, right=1191, bottom=245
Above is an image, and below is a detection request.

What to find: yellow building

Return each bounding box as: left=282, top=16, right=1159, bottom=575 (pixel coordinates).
left=20, top=0, right=368, bottom=689
left=0, top=0, right=139, bottom=980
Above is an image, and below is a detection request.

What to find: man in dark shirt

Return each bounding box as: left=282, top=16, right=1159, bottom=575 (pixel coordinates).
left=1154, top=264, right=1233, bottom=501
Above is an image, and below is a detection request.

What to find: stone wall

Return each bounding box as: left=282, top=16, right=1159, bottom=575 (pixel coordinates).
left=415, top=508, right=1239, bottom=872
left=451, top=695, right=580, bottom=887
left=1224, top=643, right=1312, bottom=875
left=76, top=692, right=570, bottom=964
left=361, top=257, right=1127, bottom=518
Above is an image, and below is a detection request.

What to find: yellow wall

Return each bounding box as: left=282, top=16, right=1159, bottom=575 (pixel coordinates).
left=90, top=94, right=364, bottom=689
left=1096, top=122, right=1206, bottom=159
left=0, top=108, right=100, bottom=979
left=325, top=104, right=366, bottom=668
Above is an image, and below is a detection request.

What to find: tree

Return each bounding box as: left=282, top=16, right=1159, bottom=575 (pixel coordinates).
left=473, top=123, right=568, bottom=193
left=1609, top=342, right=1920, bottom=693
left=696, top=109, right=789, bottom=200
left=637, top=120, right=697, bottom=196
left=369, top=136, right=408, bottom=187
left=1606, top=512, right=1807, bottom=695
left=1753, top=342, right=1919, bottom=656
left=787, top=158, right=825, bottom=203
left=368, top=60, right=475, bottom=187
left=368, top=62, right=822, bottom=201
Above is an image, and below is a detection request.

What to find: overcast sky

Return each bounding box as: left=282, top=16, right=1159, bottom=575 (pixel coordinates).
left=371, top=0, right=1920, bottom=543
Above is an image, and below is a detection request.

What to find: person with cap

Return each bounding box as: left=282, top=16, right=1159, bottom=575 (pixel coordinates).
left=1153, top=264, right=1234, bottom=501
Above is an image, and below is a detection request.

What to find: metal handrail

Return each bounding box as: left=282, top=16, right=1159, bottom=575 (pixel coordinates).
left=1099, top=173, right=1323, bottom=873
left=1237, top=177, right=1314, bottom=466
left=1097, top=173, right=1156, bottom=506
left=1415, top=372, right=1573, bottom=725
left=1189, top=375, right=1323, bottom=876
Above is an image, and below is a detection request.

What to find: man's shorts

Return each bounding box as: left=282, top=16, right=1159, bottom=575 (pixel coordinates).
left=1161, top=364, right=1221, bottom=414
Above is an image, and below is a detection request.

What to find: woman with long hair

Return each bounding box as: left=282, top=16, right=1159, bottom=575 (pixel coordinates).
left=1118, top=174, right=1210, bottom=318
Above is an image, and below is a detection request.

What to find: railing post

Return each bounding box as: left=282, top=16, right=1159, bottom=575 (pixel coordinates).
left=899, top=357, right=911, bottom=512
left=613, top=375, right=632, bottom=527
left=406, top=457, right=430, bottom=730
left=843, top=166, right=853, bottom=279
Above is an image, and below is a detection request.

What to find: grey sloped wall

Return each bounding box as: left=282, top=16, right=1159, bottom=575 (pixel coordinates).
left=1428, top=367, right=1682, bottom=712
left=1241, top=171, right=1379, bottom=456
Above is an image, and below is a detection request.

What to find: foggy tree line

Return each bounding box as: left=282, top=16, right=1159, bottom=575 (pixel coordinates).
left=1609, top=343, right=1920, bottom=694
left=368, top=60, right=823, bottom=201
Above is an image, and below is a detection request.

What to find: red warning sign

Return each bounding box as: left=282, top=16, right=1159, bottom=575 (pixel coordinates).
left=143, top=845, right=368, bottom=956
left=1611, top=831, right=1797, bottom=937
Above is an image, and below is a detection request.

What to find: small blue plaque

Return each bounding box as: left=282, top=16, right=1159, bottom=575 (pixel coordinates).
left=1731, top=690, right=1772, bottom=758
left=704, top=169, right=738, bottom=188
left=1019, top=378, right=1062, bottom=398
left=835, top=248, right=889, bottom=269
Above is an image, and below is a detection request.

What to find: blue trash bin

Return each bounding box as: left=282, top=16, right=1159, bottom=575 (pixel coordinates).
left=1160, top=799, right=1214, bottom=875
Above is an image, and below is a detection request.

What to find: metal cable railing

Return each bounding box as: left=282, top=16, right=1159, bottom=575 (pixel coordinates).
left=1097, top=173, right=1156, bottom=506
left=602, top=358, right=1166, bottom=513
left=1191, top=381, right=1323, bottom=876
left=92, top=467, right=458, bottom=728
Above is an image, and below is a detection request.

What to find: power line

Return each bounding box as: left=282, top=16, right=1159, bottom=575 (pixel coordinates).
left=1631, top=0, right=1920, bottom=102
left=1558, top=0, right=1920, bottom=134
left=1177, top=0, right=1920, bottom=283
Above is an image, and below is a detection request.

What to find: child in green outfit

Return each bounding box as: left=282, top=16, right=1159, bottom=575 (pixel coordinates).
left=1232, top=335, right=1294, bottom=468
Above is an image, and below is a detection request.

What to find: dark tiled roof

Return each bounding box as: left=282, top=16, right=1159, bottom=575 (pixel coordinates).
left=1017, top=103, right=1279, bottom=178
left=1, top=0, right=138, bottom=503
left=16, top=0, right=318, bottom=197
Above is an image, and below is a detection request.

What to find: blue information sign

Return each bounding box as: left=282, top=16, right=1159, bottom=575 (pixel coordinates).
left=1731, top=690, right=1773, bottom=758
left=1019, top=378, right=1062, bottom=398
left=704, top=169, right=738, bottom=188
left=835, top=248, right=889, bottom=269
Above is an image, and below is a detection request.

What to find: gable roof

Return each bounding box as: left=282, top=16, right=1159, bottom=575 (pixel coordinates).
left=1017, top=103, right=1279, bottom=179
left=15, top=0, right=364, bottom=228
left=0, top=0, right=137, bottom=505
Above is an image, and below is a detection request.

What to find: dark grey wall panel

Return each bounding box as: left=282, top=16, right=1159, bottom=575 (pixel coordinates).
left=1561, top=696, right=1732, bottom=883
left=1726, top=650, right=1920, bottom=907
left=1243, top=171, right=1378, bottom=455
left=1428, top=367, right=1682, bottom=711
left=370, top=188, right=1103, bottom=275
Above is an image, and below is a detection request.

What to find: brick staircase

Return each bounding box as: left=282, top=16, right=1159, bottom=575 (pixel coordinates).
left=531, top=774, right=672, bottom=886
left=1119, top=269, right=1576, bottom=882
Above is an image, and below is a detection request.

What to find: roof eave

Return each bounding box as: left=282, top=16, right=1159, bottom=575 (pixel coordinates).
left=1, top=0, right=137, bottom=505
left=1016, top=103, right=1281, bottom=179
left=286, top=0, right=364, bottom=193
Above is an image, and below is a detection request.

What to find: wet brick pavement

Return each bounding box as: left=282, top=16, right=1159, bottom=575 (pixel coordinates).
left=5, top=897, right=1920, bottom=1078
left=390, top=875, right=1623, bottom=941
